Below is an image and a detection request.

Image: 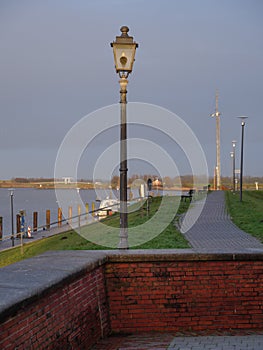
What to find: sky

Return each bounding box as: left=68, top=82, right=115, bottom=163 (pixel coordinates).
left=0, top=0, right=262, bottom=181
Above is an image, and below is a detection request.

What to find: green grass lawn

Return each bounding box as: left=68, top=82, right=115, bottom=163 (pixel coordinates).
left=0, top=196, right=191, bottom=267
left=225, top=190, right=263, bottom=242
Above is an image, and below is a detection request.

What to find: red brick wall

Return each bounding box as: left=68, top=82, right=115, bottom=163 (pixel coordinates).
left=106, top=260, right=263, bottom=333
left=0, top=266, right=110, bottom=350
left=1, top=254, right=263, bottom=349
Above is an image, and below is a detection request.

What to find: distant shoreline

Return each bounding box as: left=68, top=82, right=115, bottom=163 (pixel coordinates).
left=0, top=180, right=260, bottom=191
left=0, top=182, right=94, bottom=190
left=0, top=181, right=191, bottom=191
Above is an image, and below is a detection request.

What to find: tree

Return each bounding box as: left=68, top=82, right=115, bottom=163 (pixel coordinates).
left=111, top=176, right=120, bottom=189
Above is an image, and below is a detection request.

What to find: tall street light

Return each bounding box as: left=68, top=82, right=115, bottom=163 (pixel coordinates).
left=9, top=189, right=14, bottom=247
left=230, top=151, right=234, bottom=190
left=111, top=26, right=138, bottom=249
left=237, top=116, right=248, bottom=202
left=232, top=140, right=236, bottom=191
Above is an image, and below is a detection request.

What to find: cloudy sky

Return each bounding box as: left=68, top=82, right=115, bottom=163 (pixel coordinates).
left=0, top=0, right=262, bottom=180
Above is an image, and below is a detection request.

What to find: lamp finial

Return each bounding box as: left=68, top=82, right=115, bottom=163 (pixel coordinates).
left=120, top=26, right=129, bottom=37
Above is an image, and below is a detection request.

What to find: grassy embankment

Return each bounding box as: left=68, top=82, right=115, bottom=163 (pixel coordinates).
left=225, top=190, right=263, bottom=242
left=2, top=191, right=262, bottom=268
left=0, top=196, right=190, bottom=267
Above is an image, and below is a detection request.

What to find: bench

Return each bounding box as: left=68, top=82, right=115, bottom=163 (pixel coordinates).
left=181, top=189, right=195, bottom=202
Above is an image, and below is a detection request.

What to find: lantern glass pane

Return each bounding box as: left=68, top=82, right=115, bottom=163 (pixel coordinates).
left=113, top=44, right=136, bottom=72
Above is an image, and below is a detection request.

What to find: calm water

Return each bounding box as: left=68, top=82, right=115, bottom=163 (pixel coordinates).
left=0, top=188, right=119, bottom=237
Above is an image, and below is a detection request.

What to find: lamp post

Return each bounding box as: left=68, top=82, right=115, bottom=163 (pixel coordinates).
left=237, top=116, right=248, bottom=202
left=111, top=26, right=138, bottom=249
left=232, top=140, right=236, bottom=191
left=230, top=151, right=234, bottom=190
left=9, top=189, right=14, bottom=247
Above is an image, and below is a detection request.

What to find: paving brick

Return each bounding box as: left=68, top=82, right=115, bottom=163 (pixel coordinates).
left=91, top=333, right=263, bottom=349
left=180, top=191, right=263, bottom=253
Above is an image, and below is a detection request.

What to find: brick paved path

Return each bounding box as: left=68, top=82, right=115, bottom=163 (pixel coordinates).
left=168, top=334, right=263, bottom=349
left=180, top=191, right=263, bottom=253
left=91, top=333, right=263, bottom=349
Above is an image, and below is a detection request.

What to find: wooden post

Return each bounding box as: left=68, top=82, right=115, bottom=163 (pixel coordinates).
left=46, top=210, right=50, bottom=230
left=78, top=204, right=81, bottom=226
left=16, top=214, right=21, bottom=238
left=85, top=203, right=89, bottom=223
left=20, top=231, right=23, bottom=255
left=58, top=208, right=62, bottom=227
left=92, top=202, right=95, bottom=217
left=33, top=212, right=38, bottom=232
left=0, top=217, right=2, bottom=240
left=68, top=206, right=72, bottom=224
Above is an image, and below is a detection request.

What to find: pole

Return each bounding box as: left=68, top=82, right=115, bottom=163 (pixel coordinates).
left=118, top=74, right=128, bottom=249
left=33, top=212, right=38, bottom=232
left=68, top=206, right=72, bottom=225
left=10, top=190, right=14, bottom=247
left=78, top=204, right=81, bottom=231
left=85, top=203, right=89, bottom=223
left=16, top=214, right=20, bottom=237
left=232, top=142, right=236, bottom=191
left=210, top=91, right=221, bottom=190
left=215, top=92, right=221, bottom=190
left=240, top=122, right=245, bottom=202
left=46, top=209, right=50, bottom=230
left=230, top=152, right=234, bottom=189
left=0, top=217, right=2, bottom=241
left=58, top=208, right=62, bottom=227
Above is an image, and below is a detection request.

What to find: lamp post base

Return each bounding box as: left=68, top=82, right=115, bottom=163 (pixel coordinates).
left=118, top=228, right=129, bottom=249
left=118, top=241, right=129, bottom=249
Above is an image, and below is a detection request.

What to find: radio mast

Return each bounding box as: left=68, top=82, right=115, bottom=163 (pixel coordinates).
left=210, top=90, right=221, bottom=190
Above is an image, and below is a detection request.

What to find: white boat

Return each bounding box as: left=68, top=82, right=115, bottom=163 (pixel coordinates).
left=96, top=197, right=119, bottom=218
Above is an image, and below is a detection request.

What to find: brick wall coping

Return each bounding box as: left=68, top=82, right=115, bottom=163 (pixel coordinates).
left=0, top=250, right=107, bottom=322
left=107, top=249, right=263, bottom=262
left=1, top=248, right=263, bottom=322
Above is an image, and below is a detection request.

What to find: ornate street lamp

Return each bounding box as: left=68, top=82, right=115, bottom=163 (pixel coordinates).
left=111, top=26, right=138, bottom=249
left=237, top=116, right=248, bottom=202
